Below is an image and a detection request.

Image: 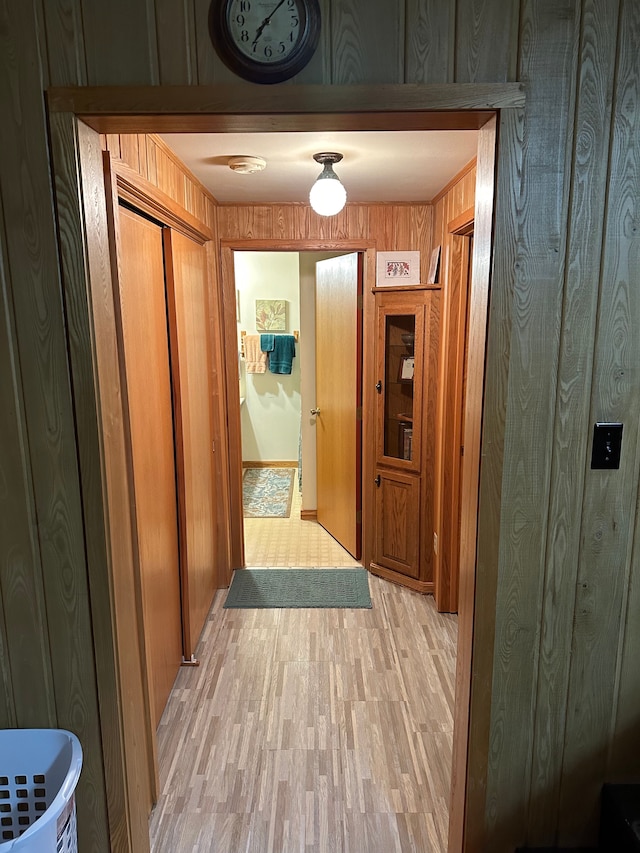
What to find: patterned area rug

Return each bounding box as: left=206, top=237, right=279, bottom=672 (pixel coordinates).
left=224, top=569, right=372, bottom=609
left=242, top=467, right=295, bottom=518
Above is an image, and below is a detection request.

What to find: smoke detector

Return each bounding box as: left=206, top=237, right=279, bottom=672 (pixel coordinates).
left=227, top=155, right=267, bottom=174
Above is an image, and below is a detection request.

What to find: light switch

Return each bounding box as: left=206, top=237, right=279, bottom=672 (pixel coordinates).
left=590, top=423, right=623, bottom=470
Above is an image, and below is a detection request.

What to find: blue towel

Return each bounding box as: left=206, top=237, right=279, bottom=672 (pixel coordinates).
left=269, top=335, right=296, bottom=374
left=260, top=334, right=275, bottom=352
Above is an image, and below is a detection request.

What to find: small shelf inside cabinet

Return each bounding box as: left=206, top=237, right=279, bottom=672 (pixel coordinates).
left=371, top=284, right=439, bottom=293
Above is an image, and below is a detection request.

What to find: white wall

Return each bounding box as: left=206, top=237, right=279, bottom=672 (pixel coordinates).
left=235, top=252, right=301, bottom=464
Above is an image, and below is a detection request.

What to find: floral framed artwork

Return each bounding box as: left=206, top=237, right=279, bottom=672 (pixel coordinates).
left=376, top=251, right=420, bottom=286
left=255, top=299, right=286, bottom=331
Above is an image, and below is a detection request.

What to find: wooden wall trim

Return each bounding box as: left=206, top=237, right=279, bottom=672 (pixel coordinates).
left=361, top=247, right=377, bottom=577
left=431, top=160, right=477, bottom=615
left=221, top=238, right=376, bottom=251
left=49, top=112, right=133, bottom=852
left=47, top=83, right=525, bottom=125
left=113, top=158, right=214, bottom=242
left=219, top=245, right=245, bottom=570
left=448, top=207, right=475, bottom=236
left=369, top=562, right=435, bottom=595
left=218, top=201, right=432, bottom=208
left=204, top=241, right=234, bottom=586
left=103, top=153, right=160, bottom=809
left=449, top=114, right=497, bottom=853
left=81, top=112, right=502, bottom=135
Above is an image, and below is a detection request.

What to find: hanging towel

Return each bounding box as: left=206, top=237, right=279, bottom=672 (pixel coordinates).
left=260, top=333, right=275, bottom=353
left=269, top=334, right=296, bottom=375
left=244, top=335, right=267, bottom=374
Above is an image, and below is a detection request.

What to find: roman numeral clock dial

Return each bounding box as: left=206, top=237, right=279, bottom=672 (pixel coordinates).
left=209, top=0, right=321, bottom=83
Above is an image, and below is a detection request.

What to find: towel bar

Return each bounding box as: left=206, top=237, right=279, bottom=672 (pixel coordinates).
left=240, top=329, right=299, bottom=358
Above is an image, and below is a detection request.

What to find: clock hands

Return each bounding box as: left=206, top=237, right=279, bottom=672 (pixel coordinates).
left=252, top=0, right=288, bottom=47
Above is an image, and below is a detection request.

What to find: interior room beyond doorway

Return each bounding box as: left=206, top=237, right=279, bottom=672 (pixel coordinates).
left=235, top=249, right=363, bottom=568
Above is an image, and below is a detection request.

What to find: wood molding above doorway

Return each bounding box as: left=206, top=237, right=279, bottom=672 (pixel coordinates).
left=47, top=82, right=524, bottom=133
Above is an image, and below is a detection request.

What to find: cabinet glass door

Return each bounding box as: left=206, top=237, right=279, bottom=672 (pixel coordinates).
left=384, top=314, right=416, bottom=460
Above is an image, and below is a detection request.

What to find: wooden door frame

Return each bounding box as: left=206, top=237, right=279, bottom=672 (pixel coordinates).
left=46, top=84, right=523, bottom=853
left=220, top=241, right=375, bottom=572
left=434, top=206, right=475, bottom=613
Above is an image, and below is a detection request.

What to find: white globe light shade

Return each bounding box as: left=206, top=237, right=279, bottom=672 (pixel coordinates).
left=309, top=174, right=347, bottom=216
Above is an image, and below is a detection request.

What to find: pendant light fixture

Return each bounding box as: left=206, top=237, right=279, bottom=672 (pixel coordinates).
left=309, top=152, right=347, bottom=216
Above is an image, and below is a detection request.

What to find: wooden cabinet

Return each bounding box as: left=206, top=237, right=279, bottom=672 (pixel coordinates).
left=370, top=287, right=440, bottom=593
left=374, top=469, right=421, bottom=579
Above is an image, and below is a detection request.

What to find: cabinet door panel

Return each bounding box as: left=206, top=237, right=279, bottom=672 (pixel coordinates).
left=374, top=469, right=421, bottom=579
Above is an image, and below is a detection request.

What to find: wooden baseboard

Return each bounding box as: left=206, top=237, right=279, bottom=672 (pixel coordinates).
left=368, top=562, right=434, bottom=595
left=242, top=461, right=298, bottom=468
left=300, top=509, right=317, bottom=521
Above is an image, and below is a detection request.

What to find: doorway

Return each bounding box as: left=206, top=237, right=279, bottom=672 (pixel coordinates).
left=232, top=248, right=364, bottom=567
left=52, top=87, right=508, bottom=849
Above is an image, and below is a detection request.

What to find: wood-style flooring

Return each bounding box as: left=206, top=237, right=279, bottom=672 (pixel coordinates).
left=149, top=573, right=458, bottom=852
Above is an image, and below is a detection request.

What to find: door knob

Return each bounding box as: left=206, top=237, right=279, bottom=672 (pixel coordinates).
left=375, top=381, right=382, bottom=393
left=374, top=475, right=381, bottom=487
left=310, top=408, right=321, bottom=415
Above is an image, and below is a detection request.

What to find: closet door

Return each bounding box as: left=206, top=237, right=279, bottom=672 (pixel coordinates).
left=164, top=230, right=218, bottom=656
left=117, top=205, right=183, bottom=729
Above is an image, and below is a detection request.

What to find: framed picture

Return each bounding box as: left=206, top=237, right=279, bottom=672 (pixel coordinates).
left=398, top=355, right=415, bottom=382
left=376, top=251, right=420, bottom=286
left=427, top=246, right=441, bottom=284
left=255, top=299, right=286, bottom=331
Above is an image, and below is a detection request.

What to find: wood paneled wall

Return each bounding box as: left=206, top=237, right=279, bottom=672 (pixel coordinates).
left=2, top=1, right=639, bottom=852
left=431, top=163, right=476, bottom=264
left=217, top=203, right=433, bottom=270
left=103, top=133, right=218, bottom=229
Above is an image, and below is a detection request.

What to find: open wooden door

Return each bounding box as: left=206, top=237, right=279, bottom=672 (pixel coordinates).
left=315, top=253, right=362, bottom=559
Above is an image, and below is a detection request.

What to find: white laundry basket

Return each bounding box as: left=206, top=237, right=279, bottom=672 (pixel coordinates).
left=0, top=729, right=82, bottom=853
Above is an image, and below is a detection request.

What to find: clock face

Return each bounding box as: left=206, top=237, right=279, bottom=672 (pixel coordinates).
left=228, top=0, right=304, bottom=63
left=209, top=0, right=321, bottom=83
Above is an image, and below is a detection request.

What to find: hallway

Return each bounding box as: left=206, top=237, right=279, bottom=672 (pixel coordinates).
left=149, top=573, right=457, bottom=852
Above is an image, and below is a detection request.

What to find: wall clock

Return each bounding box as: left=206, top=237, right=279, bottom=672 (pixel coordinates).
left=209, top=0, right=321, bottom=84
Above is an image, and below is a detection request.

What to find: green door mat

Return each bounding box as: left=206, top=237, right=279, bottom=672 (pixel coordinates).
left=224, top=569, right=372, bottom=609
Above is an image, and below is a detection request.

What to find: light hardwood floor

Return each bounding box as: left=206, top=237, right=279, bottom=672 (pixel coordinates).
left=149, top=571, right=457, bottom=852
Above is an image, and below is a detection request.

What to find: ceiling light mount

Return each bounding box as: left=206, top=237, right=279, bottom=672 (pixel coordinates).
left=309, top=152, right=347, bottom=216
left=227, top=155, right=267, bottom=174
left=312, top=152, right=343, bottom=167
